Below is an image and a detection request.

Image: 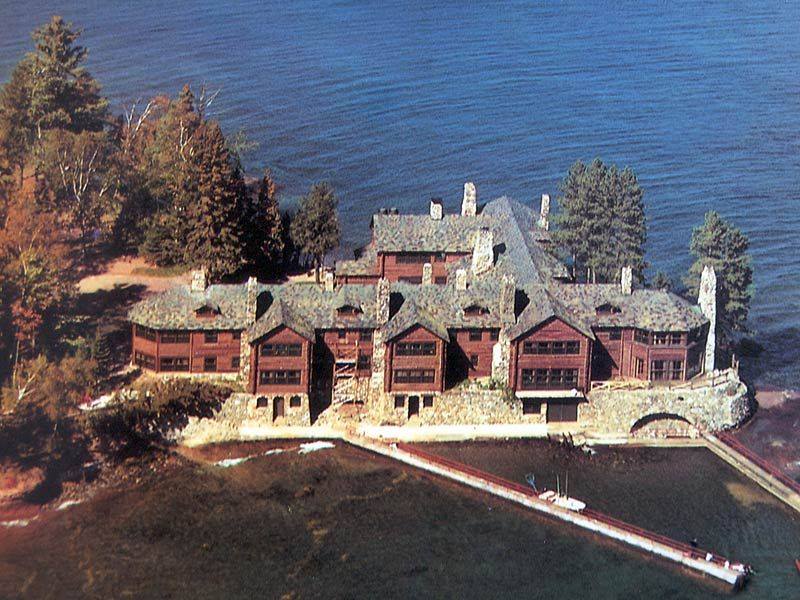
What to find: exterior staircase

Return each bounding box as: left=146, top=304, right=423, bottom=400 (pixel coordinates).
left=332, top=342, right=365, bottom=406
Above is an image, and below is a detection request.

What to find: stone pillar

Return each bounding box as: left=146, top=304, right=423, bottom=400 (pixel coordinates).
left=429, top=198, right=443, bottom=220
left=620, top=266, right=633, bottom=295
left=371, top=278, right=391, bottom=395
left=323, top=271, right=334, bottom=292
left=455, top=268, right=468, bottom=291
left=491, top=329, right=511, bottom=385
left=538, top=194, right=551, bottom=231
left=240, top=277, right=258, bottom=383
left=422, top=262, right=432, bottom=285
left=191, top=268, right=208, bottom=292
left=461, top=182, right=477, bottom=216
left=471, top=227, right=494, bottom=276
left=699, top=264, right=717, bottom=372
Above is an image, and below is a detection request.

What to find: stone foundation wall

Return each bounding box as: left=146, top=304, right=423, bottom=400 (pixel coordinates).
left=367, top=383, right=545, bottom=426
left=581, top=370, right=750, bottom=434
left=178, top=392, right=311, bottom=444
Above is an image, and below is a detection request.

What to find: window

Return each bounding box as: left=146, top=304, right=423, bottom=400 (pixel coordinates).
left=653, top=332, right=683, bottom=346
left=231, top=356, right=240, bottom=369
left=520, top=368, right=578, bottom=390
left=433, top=253, right=446, bottom=263
left=422, top=395, right=434, bottom=408
left=464, top=305, right=490, bottom=318
left=634, top=329, right=650, bottom=344
left=650, top=360, right=684, bottom=381
left=357, top=352, right=371, bottom=370
left=393, top=369, right=435, bottom=384
left=337, top=305, right=362, bottom=317
left=470, top=354, right=479, bottom=368
left=204, top=332, right=218, bottom=344
left=259, top=370, right=301, bottom=385
left=289, top=395, right=302, bottom=408
left=521, top=340, right=580, bottom=355
left=159, top=357, right=189, bottom=372
left=596, top=303, right=622, bottom=315
left=232, top=331, right=241, bottom=340
left=522, top=398, right=542, bottom=415
left=359, top=330, right=373, bottom=342
left=489, top=329, right=500, bottom=341
left=395, top=342, right=436, bottom=356
left=256, top=397, right=269, bottom=409
left=337, top=330, right=347, bottom=340
left=434, top=276, right=447, bottom=285
left=160, top=331, right=190, bottom=344
left=135, top=326, right=157, bottom=341
left=396, top=253, right=431, bottom=264
left=468, top=330, right=482, bottom=342
left=394, top=395, right=406, bottom=408
left=634, top=357, right=645, bottom=377
left=260, top=343, right=302, bottom=357
left=398, top=276, right=423, bottom=284
left=203, top=357, right=217, bottom=372
left=134, top=352, right=155, bottom=370
left=608, top=329, right=622, bottom=341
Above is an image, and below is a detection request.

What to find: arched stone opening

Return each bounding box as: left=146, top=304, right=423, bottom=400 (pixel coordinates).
left=630, top=412, right=695, bottom=438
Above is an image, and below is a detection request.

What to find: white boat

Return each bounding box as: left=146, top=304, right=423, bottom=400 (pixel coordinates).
left=537, top=490, right=586, bottom=512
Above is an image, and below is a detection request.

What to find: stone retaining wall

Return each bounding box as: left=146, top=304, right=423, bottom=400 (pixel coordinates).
left=581, top=371, right=750, bottom=435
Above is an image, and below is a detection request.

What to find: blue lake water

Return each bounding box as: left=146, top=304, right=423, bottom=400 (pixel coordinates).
left=2, top=0, right=799, bottom=386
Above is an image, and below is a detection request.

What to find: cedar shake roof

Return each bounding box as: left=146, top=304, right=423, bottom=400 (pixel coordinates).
left=129, top=196, right=707, bottom=340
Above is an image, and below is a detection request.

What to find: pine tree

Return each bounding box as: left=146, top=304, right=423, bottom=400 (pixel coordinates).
left=650, top=271, right=673, bottom=292
left=553, top=159, right=646, bottom=283
left=250, top=168, right=284, bottom=270
left=182, top=121, right=248, bottom=280
left=685, top=211, right=753, bottom=333
left=290, top=182, right=340, bottom=282
left=27, top=16, right=108, bottom=139
left=0, top=61, right=35, bottom=185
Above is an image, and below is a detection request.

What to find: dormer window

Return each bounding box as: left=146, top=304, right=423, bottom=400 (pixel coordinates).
left=595, top=303, right=621, bottom=315
left=195, top=305, right=219, bottom=318
left=337, top=305, right=363, bottom=318
left=464, top=304, right=490, bottom=317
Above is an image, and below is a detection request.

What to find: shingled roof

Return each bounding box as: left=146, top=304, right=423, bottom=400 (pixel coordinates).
left=128, top=284, right=259, bottom=330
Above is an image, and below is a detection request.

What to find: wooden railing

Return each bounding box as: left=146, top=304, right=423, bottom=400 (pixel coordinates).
left=715, top=432, right=800, bottom=496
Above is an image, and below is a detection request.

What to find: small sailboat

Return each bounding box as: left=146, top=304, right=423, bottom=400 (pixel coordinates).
left=536, top=472, right=586, bottom=512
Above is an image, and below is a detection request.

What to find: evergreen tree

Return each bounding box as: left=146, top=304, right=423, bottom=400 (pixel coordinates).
left=249, top=168, right=284, bottom=270
left=290, top=182, right=340, bottom=282
left=182, top=121, right=248, bottom=280
left=0, top=61, right=35, bottom=185
left=685, top=211, right=753, bottom=333
left=650, top=270, right=673, bottom=292
left=27, top=16, right=108, bottom=139
left=552, top=159, right=647, bottom=283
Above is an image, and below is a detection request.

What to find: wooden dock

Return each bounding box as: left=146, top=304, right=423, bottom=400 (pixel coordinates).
left=345, top=435, right=750, bottom=589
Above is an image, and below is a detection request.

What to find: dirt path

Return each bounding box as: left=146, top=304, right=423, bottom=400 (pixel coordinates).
left=78, top=257, right=190, bottom=294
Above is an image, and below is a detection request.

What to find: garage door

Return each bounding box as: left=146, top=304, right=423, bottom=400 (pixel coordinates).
left=547, top=400, right=578, bottom=423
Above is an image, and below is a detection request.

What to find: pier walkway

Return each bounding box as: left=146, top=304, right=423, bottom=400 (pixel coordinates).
left=345, top=435, right=750, bottom=589
left=705, top=432, right=800, bottom=513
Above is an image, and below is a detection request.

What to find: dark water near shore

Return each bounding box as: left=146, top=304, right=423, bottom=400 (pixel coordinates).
left=2, top=1, right=799, bottom=386
left=1, top=442, right=799, bottom=599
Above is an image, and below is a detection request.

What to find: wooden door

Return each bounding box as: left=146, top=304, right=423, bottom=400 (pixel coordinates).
left=547, top=400, right=578, bottom=423
left=273, top=396, right=285, bottom=420
left=408, top=395, right=420, bottom=418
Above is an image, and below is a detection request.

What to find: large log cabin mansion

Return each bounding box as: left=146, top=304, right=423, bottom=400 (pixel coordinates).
left=129, top=184, right=719, bottom=427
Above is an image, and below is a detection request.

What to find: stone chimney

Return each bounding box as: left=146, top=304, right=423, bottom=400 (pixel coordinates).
left=620, top=266, right=633, bottom=295
left=245, top=276, right=258, bottom=323
left=471, top=227, right=494, bottom=276
left=323, top=271, right=333, bottom=293
left=538, top=194, right=551, bottom=231
left=698, top=264, right=717, bottom=372
left=429, top=198, right=443, bottom=220
left=191, top=268, right=208, bottom=292
left=499, top=274, right=516, bottom=323
left=455, top=268, right=468, bottom=291
left=461, top=182, right=477, bottom=217
left=375, top=277, right=390, bottom=324
left=422, top=262, right=433, bottom=285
